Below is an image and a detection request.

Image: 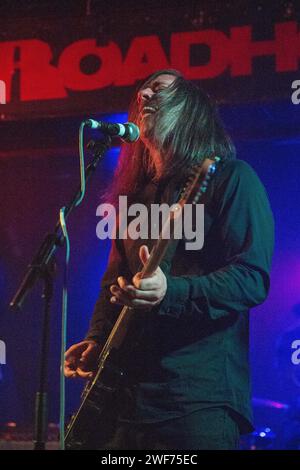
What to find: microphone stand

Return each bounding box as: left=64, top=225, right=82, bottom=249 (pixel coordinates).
left=9, top=136, right=112, bottom=450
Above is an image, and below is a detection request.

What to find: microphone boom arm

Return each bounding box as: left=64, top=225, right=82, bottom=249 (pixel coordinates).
left=9, top=136, right=112, bottom=311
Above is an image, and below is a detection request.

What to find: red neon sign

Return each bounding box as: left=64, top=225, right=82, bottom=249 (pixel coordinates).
left=0, top=22, right=298, bottom=103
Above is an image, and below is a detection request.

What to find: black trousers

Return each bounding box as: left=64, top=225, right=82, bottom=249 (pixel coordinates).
left=101, top=407, right=240, bottom=450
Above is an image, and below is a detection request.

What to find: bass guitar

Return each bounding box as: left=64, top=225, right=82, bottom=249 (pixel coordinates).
left=65, top=156, right=221, bottom=449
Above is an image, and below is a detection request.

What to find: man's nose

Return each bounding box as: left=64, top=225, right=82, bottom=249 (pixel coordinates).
left=138, top=87, right=154, bottom=103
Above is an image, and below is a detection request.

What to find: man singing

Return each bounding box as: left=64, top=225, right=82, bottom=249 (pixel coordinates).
left=64, top=69, right=274, bottom=450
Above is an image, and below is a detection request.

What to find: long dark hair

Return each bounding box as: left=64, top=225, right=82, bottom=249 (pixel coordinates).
left=107, top=69, right=235, bottom=205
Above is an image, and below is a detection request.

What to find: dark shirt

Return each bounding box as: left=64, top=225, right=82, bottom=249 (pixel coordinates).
left=85, top=159, right=274, bottom=433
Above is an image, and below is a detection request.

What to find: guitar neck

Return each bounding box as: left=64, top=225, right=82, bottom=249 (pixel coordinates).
left=98, top=157, right=218, bottom=357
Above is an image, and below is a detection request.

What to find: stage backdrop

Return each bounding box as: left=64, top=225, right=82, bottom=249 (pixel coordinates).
left=0, top=0, right=299, bottom=122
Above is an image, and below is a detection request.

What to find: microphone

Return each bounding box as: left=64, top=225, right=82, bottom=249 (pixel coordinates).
left=84, top=119, right=140, bottom=143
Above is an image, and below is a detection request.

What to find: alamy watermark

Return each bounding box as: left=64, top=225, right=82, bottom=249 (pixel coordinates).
left=96, top=196, right=205, bottom=250
left=0, top=340, right=6, bottom=365
left=291, top=80, right=300, bottom=104
left=0, top=80, right=6, bottom=104
left=291, top=339, right=300, bottom=365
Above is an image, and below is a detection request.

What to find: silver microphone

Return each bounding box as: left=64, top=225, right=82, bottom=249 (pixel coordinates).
left=84, top=119, right=140, bottom=143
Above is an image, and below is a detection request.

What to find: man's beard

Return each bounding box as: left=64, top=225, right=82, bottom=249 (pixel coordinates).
left=139, top=107, right=173, bottom=152
left=139, top=113, right=168, bottom=180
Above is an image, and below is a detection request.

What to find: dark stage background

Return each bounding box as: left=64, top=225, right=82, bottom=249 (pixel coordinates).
left=0, top=0, right=300, bottom=450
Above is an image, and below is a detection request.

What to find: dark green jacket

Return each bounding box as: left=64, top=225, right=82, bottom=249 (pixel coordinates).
left=86, top=159, right=274, bottom=433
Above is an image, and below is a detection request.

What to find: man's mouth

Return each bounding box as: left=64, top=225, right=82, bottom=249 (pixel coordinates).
left=141, top=105, right=157, bottom=117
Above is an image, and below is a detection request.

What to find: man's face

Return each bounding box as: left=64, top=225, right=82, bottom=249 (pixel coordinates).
left=137, top=73, right=176, bottom=147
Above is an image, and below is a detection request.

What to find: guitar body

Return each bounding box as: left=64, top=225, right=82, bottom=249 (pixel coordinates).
left=65, top=350, right=125, bottom=450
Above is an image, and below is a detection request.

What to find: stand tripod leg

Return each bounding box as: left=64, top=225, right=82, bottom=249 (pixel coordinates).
left=33, top=268, right=53, bottom=450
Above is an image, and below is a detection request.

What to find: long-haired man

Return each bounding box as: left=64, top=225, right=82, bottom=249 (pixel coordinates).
left=64, top=70, right=274, bottom=450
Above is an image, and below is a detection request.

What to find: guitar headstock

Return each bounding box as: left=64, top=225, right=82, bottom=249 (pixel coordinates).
left=178, top=156, right=221, bottom=206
